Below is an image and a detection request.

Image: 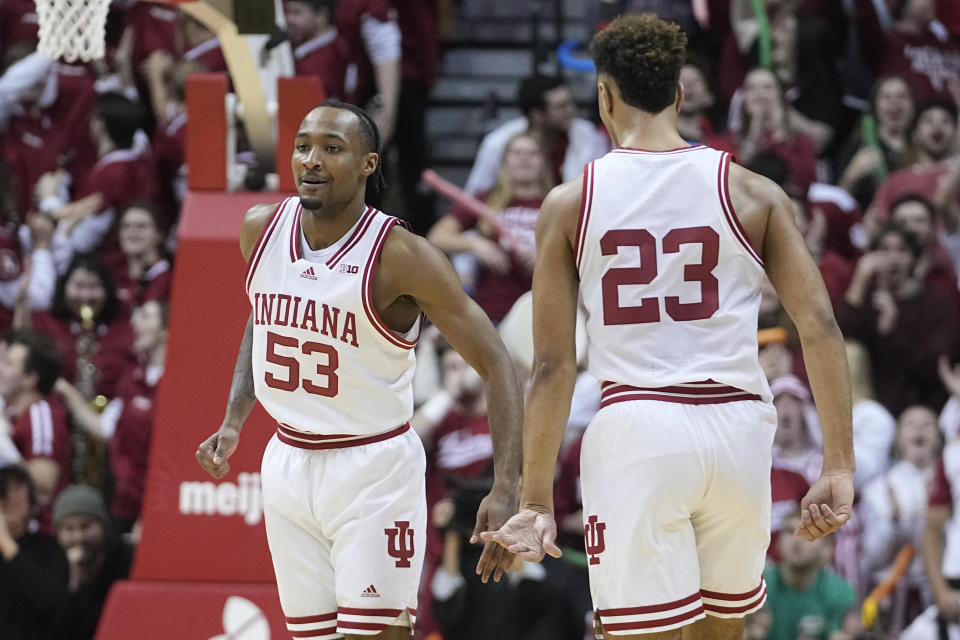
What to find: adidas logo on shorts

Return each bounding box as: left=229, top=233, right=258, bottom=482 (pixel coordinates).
left=361, top=584, right=380, bottom=598
left=300, top=266, right=318, bottom=280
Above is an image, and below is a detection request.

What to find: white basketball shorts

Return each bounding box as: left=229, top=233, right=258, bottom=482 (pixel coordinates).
left=580, top=397, right=777, bottom=635
left=260, top=425, right=427, bottom=639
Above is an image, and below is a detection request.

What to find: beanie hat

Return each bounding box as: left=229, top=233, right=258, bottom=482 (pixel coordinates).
left=52, top=484, right=109, bottom=528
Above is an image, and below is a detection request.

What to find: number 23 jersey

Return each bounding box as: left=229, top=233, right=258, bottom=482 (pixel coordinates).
left=246, top=199, right=420, bottom=436
left=575, top=146, right=771, bottom=402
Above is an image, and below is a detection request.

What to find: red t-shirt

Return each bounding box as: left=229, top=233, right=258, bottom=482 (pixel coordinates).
left=0, top=0, right=38, bottom=58
left=449, top=193, right=543, bottom=323
left=294, top=33, right=350, bottom=100
left=877, top=29, right=960, bottom=102
left=153, top=111, right=186, bottom=226
left=769, top=465, right=811, bottom=560
left=0, top=68, right=98, bottom=217
left=76, top=147, right=160, bottom=260
left=109, top=362, right=159, bottom=521
left=870, top=165, right=959, bottom=221
left=396, top=0, right=438, bottom=86
left=109, top=257, right=172, bottom=314
left=335, top=0, right=395, bottom=105
left=32, top=312, right=135, bottom=399
left=11, top=395, right=72, bottom=532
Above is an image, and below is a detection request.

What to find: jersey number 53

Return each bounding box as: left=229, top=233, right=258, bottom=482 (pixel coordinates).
left=264, top=331, right=339, bottom=396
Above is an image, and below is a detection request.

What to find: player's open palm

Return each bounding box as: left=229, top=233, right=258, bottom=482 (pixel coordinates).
left=481, top=508, right=562, bottom=562
left=196, top=425, right=240, bottom=479
left=795, top=470, right=854, bottom=541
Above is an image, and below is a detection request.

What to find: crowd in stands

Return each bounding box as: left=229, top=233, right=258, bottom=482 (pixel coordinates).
left=0, top=0, right=959, bottom=639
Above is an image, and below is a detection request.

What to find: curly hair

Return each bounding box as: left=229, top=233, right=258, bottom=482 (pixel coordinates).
left=589, top=13, right=687, bottom=114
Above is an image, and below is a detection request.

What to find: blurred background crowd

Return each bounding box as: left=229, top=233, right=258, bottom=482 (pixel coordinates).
left=0, top=0, right=959, bottom=638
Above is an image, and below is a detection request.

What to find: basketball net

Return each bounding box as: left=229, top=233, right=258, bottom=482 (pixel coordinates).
left=35, top=0, right=111, bottom=62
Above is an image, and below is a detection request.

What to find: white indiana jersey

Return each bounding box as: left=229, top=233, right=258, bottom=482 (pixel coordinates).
left=245, top=198, right=420, bottom=437
left=576, top=145, right=771, bottom=402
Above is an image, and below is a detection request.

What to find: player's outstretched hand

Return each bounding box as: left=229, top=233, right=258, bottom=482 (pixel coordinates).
left=480, top=508, right=562, bottom=563
left=195, top=425, right=240, bottom=479
left=795, top=469, right=854, bottom=541
left=472, top=487, right=518, bottom=584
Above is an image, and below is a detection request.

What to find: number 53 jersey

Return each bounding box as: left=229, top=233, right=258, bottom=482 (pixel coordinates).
left=575, top=146, right=771, bottom=403
left=246, top=199, right=420, bottom=439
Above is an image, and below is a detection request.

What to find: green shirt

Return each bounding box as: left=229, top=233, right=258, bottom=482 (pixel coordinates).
left=763, top=566, right=856, bottom=640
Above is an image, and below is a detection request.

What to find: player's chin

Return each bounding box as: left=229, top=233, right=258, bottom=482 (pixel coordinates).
left=297, top=194, right=324, bottom=211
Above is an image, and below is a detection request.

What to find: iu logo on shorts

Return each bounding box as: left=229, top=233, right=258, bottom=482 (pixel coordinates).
left=384, top=520, right=415, bottom=568
left=584, top=515, right=606, bottom=565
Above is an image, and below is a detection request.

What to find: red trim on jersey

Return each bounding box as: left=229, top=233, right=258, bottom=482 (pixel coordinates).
left=702, top=587, right=767, bottom=615
left=718, top=154, right=763, bottom=266
left=338, top=607, right=404, bottom=617
left=290, top=204, right=304, bottom=262
left=337, top=621, right=388, bottom=631
left=701, top=582, right=765, bottom=601
left=287, top=613, right=338, bottom=624
left=244, top=200, right=285, bottom=294
left=602, top=606, right=705, bottom=632
left=289, top=630, right=338, bottom=638
left=599, top=592, right=701, bottom=617
left=276, top=423, right=410, bottom=449
left=601, top=380, right=762, bottom=408
left=613, top=144, right=705, bottom=154
left=575, top=162, right=595, bottom=271
left=361, top=218, right=420, bottom=350
left=326, top=206, right=375, bottom=269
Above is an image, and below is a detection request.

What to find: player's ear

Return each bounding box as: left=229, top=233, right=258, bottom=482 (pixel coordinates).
left=675, top=82, right=685, bottom=115
left=597, top=81, right=613, bottom=118
left=362, top=152, right=378, bottom=178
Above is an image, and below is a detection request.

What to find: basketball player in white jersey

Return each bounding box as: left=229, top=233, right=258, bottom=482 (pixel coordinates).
left=194, top=101, right=523, bottom=640
left=483, top=14, right=855, bottom=640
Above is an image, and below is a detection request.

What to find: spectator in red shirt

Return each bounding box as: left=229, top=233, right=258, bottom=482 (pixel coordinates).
left=56, top=299, right=167, bottom=533
left=836, top=75, right=916, bottom=211
left=889, top=192, right=958, bottom=301
left=709, top=67, right=818, bottom=196
left=428, top=132, right=553, bottom=323
left=838, top=224, right=959, bottom=415
left=109, top=203, right=171, bottom=315
left=857, top=0, right=960, bottom=103
left=868, top=97, right=958, bottom=225
left=285, top=0, right=349, bottom=100
left=41, top=92, right=158, bottom=267
left=22, top=253, right=134, bottom=401
left=0, top=52, right=97, bottom=218
left=0, top=329, right=70, bottom=532
left=335, top=0, right=401, bottom=142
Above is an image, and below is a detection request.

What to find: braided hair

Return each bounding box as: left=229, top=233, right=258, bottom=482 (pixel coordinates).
left=317, top=99, right=386, bottom=194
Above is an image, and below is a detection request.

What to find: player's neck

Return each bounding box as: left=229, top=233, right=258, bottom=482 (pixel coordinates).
left=612, top=111, right=687, bottom=151
left=300, top=198, right=369, bottom=251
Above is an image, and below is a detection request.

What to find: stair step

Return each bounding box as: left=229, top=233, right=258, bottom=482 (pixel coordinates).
left=442, top=48, right=535, bottom=77
left=458, top=0, right=588, bottom=20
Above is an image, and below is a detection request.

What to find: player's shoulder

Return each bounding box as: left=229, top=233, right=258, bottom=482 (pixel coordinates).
left=728, top=162, right=790, bottom=210
left=538, top=174, right=585, bottom=236
left=380, top=220, right=440, bottom=266
left=240, top=202, right=283, bottom=260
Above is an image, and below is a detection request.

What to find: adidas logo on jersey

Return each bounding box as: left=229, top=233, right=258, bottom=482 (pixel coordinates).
left=361, top=585, right=380, bottom=598
left=300, top=266, right=317, bottom=280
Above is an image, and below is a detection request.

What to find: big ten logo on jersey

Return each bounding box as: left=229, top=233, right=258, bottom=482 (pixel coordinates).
left=600, top=226, right=720, bottom=325
left=385, top=521, right=415, bottom=568
left=179, top=472, right=263, bottom=525
left=584, top=515, right=606, bottom=565
left=339, top=263, right=359, bottom=274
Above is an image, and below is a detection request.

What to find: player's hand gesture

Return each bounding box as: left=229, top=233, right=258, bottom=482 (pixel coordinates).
left=795, top=469, right=854, bottom=541
left=195, top=425, right=240, bottom=479
left=481, top=507, right=562, bottom=562
left=471, top=485, right=518, bottom=583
